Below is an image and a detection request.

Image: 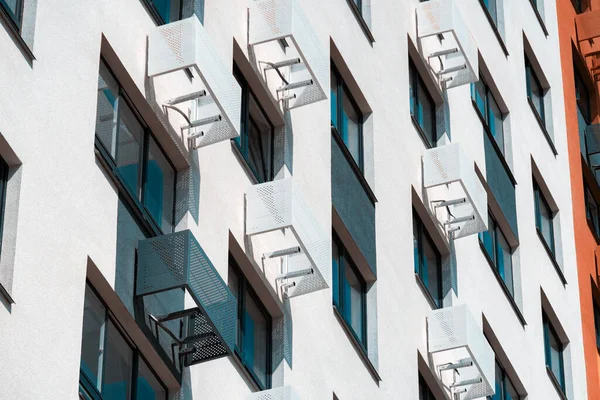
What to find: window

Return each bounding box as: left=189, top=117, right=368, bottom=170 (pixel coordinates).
left=543, top=313, right=566, bottom=393
left=483, top=0, right=499, bottom=26
left=479, top=213, right=514, bottom=296
left=332, top=234, right=367, bottom=350
left=525, top=58, right=545, bottom=127
left=331, top=65, right=363, bottom=170
left=233, top=66, right=274, bottom=183
left=594, top=301, right=600, bottom=348
left=95, top=60, right=176, bottom=235
left=533, top=183, right=555, bottom=257
left=353, top=0, right=362, bottom=13
left=413, top=212, right=443, bottom=308
left=472, top=77, right=505, bottom=154
left=489, top=359, right=519, bottom=400
left=0, top=0, right=22, bottom=28
left=419, top=374, right=436, bottom=400
left=409, top=61, right=437, bottom=148
left=148, top=0, right=181, bottom=23
left=79, top=284, right=167, bottom=400
left=0, top=157, right=8, bottom=256
left=228, top=259, right=272, bottom=390
left=575, top=68, right=591, bottom=158
left=585, top=185, right=600, bottom=238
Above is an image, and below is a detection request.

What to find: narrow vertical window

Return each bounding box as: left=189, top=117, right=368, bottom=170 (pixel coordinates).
left=534, top=184, right=555, bottom=256
left=331, top=65, right=364, bottom=170
left=471, top=76, right=506, bottom=154
left=594, top=301, right=600, bottom=348
left=543, top=314, right=566, bottom=393
left=489, top=359, right=519, bottom=400
left=228, top=259, right=272, bottom=390
left=233, top=66, right=274, bottom=183
left=0, top=0, right=23, bottom=28
left=479, top=213, right=514, bottom=296
left=409, top=61, right=437, bottom=147
left=332, top=234, right=367, bottom=349
left=419, top=375, right=436, bottom=400
left=525, top=58, right=545, bottom=126
left=413, top=212, right=443, bottom=307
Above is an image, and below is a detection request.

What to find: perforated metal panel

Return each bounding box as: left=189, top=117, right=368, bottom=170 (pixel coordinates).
left=137, top=230, right=237, bottom=365
left=246, top=179, right=330, bottom=297
left=247, top=386, right=301, bottom=400
left=428, top=305, right=495, bottom=400
left=416, top=0, right=478, bottom=89
left=248, top=0, right=327, bottom=109
left=147, top=16, right=241, bottom=147
left=423, top=143, right=487, bottom=238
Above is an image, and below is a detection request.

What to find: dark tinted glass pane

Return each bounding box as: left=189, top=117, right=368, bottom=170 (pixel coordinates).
left=528, top=68, right=545, bottom=123
left=332, top=239, right=340, bottom=308
left=151, top=0, right=181, bottom=23
left=102, top=321, right=133, bottom=399
left=496, top=227, right=514, bottom=296
left=96, top=62, right=119, bottom=156
left=480, top=217, right=496, bottom=264
left=417, top=81, right=435, bottom=145
left=409, top=65, right=415, bottom=117
left=247, top=95, right=273, bottom=183
left=227, top=264, right=242, bottom=349
left=136, top=358, right=166, bottom=400
left=491, top=360, right=503, bottom=400
left=575, top=70, right=590, bottom=123
left=343, top=263, right=365, bottom=344
left=80, top=286, right=106, bottom=389
left=505, top=379, right=518, bottom=400
left=488, top=94, right=504, bottom=153
left=116, top=102, right=143, bottom=197
left=473, top=79, right=487, bottom=118
left=585, top=187, right=599, bottom=236
left=484, top=0, right=497, bottom=24
left=413, top=216, right=420, bottom=274
left=538, top=195, right=554, bottom=254
left=423, top=233, right=441, bottom=306
left=341, top=89, right=361, bottom=166
left=595, top=303, right=600, bottom=347
left=144, top=137, right=175, bottom=232
left=548, top=327, right=563, bottom=388
left=331, top=70, right=338, bottom=129
left=0, top=0, right=21, bottom=25
left=244, top=292, right=269, bottom=388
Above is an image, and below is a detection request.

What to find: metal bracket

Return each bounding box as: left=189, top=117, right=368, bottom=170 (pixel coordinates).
left=264, top=246, right=302, bottom=259
left=276, top=267, right=313, bottom=281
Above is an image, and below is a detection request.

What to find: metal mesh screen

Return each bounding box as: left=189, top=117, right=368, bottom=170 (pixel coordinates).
left=137, top=231, right=237, bottom=365
left=423, top=143, right=487, bottom=239
left=416, top=0, right=478, bottom=90
left=249, top=0, right=327, bottom=109
left=246, top=386, right=301, bottom=400
left=428, top=305, right=495, bottom=399
left=246, top=179, right=330, bottom=297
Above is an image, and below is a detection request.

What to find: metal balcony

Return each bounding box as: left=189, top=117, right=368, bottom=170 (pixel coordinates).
left=576, top=9, right=600, bottom=81
left=247, top=386, right=300, bottom=400
left=423, top=143, right=488, bottom=239
left=428, top=305, right=495, bottom=400
left=245, top=179, right=330, bottom=297
left=416, top=0, right=478, bottom=90
left=136, top=230, right=237, bottom=368
left=147, top=16, right=241, bottom=148
left=248, top=0, right=327, bottom=109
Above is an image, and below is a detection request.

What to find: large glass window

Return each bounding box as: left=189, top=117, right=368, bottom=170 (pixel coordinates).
left=471, top=77, right=505, bottom=154
left=413, top=212, right=443, bottom=308
left=409, top=61, right=437, bottom=148
left=0, top=0, right=22, bottom=28
left=543, top=313, right=566, bottom=394
left=233, top=66, right=274, bottom=183
left=331, top=65, right=363, bottom=170
left=534, top=183, right=555, bottom=257
left=525, top=58, right=546, bottom=127
left=79, top=284, right=167, bottom=400
left=332, top=235, right=367, bottom=350
left=228, top=259, right=272, bottom=390
left=489, top=359, right=519, bottom=400
left=479, top=213, right=514, bottom=296
left=95, top=60, right=176, bottom=234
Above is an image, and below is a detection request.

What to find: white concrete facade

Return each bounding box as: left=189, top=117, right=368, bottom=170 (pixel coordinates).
left=0, top=0, right=588, bottom=399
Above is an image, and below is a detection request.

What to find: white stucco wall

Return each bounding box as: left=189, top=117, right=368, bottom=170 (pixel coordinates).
left=0, top=0, right=587, bottom=399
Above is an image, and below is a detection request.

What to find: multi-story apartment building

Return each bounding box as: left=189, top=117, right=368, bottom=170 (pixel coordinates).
left=557, top=0, right=600, bottom=398
left=0, top=0, right=590, bottom=398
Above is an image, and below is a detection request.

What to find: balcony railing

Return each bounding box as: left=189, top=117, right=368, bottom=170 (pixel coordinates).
left=428, top=305, right=495, bottom=400
left=416, top=0, right=479, bottom=90
left=423, top=143, right=488, bottom=239
left=136, top=230, right=237, bottom=369
left=245, top=178, right=330, bottom=297
left=147, top=16, right=241, bottom=148
left=331, top=133, right=377, bottom=276
left=247, top=386, right=300, bottom=400
left=248, top=0, right=327, bottom=109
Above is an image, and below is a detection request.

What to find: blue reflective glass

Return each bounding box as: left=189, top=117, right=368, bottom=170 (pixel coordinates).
left=0, top=0, right=22, bottom=27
